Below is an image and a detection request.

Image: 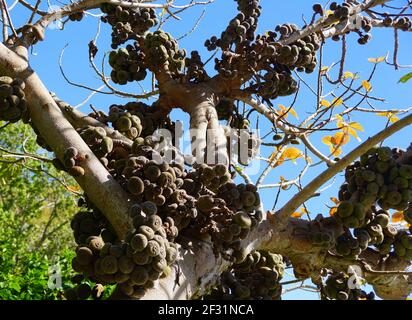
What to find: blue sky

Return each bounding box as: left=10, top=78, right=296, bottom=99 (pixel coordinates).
left=10, top=0, right=412, bottom=299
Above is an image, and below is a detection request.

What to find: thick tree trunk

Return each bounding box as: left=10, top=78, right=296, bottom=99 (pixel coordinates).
left=137, top=216, right=412, bottom=300
left=157, top=79, right=230, bottom=166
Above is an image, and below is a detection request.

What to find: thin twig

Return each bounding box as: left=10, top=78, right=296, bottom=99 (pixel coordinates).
left=1, top=0, right=17, bottom=38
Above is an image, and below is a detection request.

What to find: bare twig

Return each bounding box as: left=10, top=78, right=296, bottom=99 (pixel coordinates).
left=177, top=9, right=205, bottom=41
left=1, top=0, right=17, bottom=38
left=17, top=0, right=47, bottom=15
left=0, top=146, right=52, bottom=162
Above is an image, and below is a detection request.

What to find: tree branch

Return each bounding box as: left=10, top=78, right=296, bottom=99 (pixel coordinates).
left=186, top=89, right=228, bottom=165
left=275, top=111, right=412, bottom=227
left=129, top=215, right=412, bottom=300
left=260, top=217, right=412, bottom=300
left=52, top=94, right=132, bottom=143
left=17, top=0, right=46, bottom=16
left=24, top=0, right=214, bottom=45
left=280, top=0, right=393, bottom=46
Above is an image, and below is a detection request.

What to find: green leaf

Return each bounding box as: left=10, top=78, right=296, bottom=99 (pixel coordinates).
left=9, top=282, right=21, bottom=292
left=398, top=72, right=412, bottom=83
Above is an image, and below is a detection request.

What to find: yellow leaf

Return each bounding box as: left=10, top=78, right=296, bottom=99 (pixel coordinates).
left=368, top=56, right=385, bottom=64
left=347, top=127, right=360, bottom=141
left=389, top=115, right=399, bottom=123
left=330, top=147, right=342, bottom=157
left=329, top=207, right=338, bottom=216
left=320, top=99, right=331, bottom=108
left=392, top=211, right=404, bottom=223
left=336, top=120, right=345, bottom=129
left=291, top=207, right=307, bottom=218
left=330, top=197, right=340, bottom=205
left=278, top=105, right=298, bottom=119
left=362, top=80, right=372, bottom=92
left=289, top=108, right=299, bottom=119
left=326, top=10, right=334, bottom=16
left=283, top=147, right=302, bottom=160
left=277, top=104, right=288, bottom=118
left=322, top=136, right=333, bottom=146
left=349, top=122, right=364, bottom=132
left=332, top=131, right=350, bottom=146
left=344, top=71, right=355, bottom=79
left=332, top=98, right=343, bottom=107
left=377, top=111, right=399, bottom=123
left=335, top=115, right=346, bottom=129
left=68, top=185, right=81, bottom=192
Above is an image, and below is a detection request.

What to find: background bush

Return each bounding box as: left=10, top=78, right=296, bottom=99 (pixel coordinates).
left=0, top=121, right=77, bottom=299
